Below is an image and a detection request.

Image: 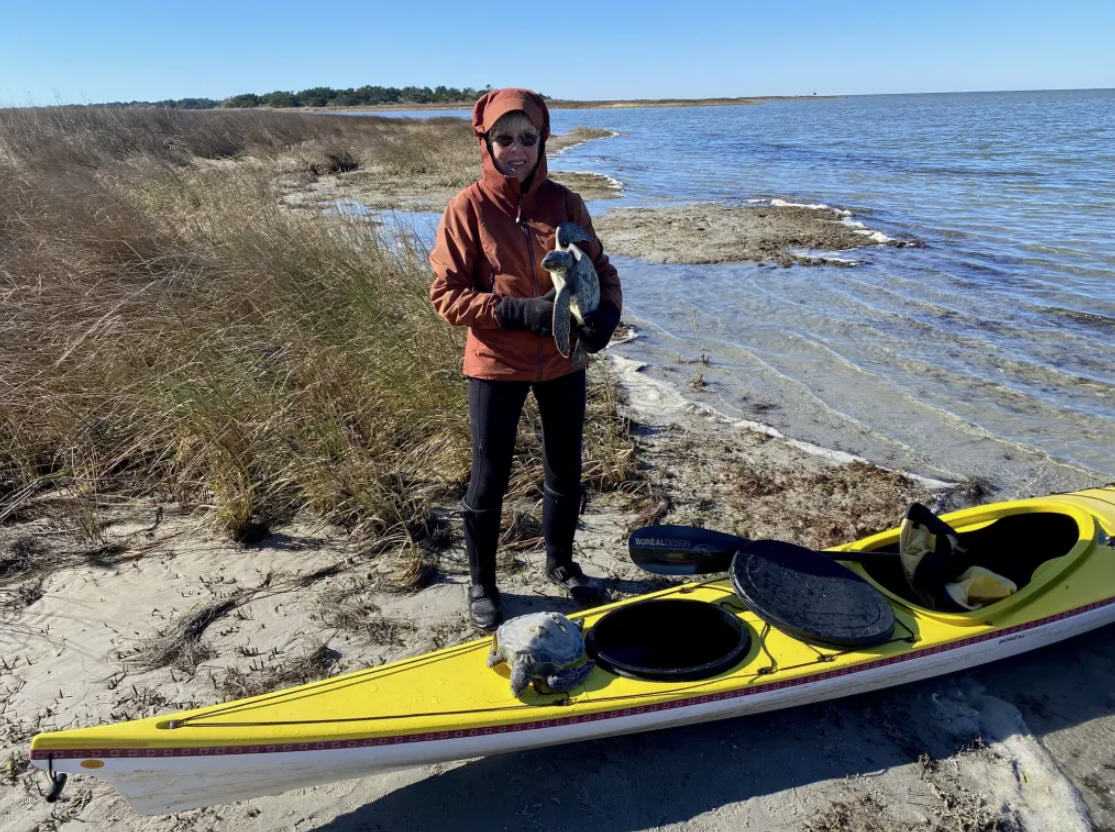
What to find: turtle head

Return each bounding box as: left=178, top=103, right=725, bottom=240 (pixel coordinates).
left=556, top=221, right=593, bottom=249
left=509, top=658, right=535, bottom=697
left=541, top=249, right=574, bottom=275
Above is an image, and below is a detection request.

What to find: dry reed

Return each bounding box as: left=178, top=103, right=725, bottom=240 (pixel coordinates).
left=0, top=106, right=635, bottom=547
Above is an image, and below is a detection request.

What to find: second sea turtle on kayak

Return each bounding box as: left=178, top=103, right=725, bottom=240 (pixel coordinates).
left=486, top=611, right=595, bottom=696
left=541, top=221, right=600, bottom=370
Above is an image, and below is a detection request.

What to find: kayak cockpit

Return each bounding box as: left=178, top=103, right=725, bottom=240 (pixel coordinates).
left=855, top=509, right=1087, bottom=612
left=585, top=599, right=752, bottom=681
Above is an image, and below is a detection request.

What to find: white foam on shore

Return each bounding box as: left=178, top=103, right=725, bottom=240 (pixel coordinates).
left=789, top=249, right=864, bottom=266
left=755, top=198, right=901, bottom=243
left=550, top=129, right=620, bottom=156
left=770, top=198, right=853, bottom=216
left=841, top=218, right=895, bottom=243
left=752, top=198, right=899, bottom=244
left=606, top=353, right=955, bottom=490
left=553, top=169, right=625, bottom=191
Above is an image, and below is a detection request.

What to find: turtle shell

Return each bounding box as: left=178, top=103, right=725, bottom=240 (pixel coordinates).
left=494, top=611, right=586, bottom=667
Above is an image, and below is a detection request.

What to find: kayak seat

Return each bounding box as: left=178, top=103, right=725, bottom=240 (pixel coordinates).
left=861, top=511, right=1080, bottom=608
left=585, top=599, right=751, bottom=681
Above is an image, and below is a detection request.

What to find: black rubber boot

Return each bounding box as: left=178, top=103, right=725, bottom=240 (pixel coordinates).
left=462, top=501, right=502, bottom=630
left=543, top=485, right=609, bottom=607
left=543, top=484, right=581, bottom=572
left=547, top=561, right=609, bottom=608
left=468, top=584, right=501, bottom=631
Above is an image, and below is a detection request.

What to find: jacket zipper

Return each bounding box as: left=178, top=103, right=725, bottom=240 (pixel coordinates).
left=517, top=200, right=545, bottom=381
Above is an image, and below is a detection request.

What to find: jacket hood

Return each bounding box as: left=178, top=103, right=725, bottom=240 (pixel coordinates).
left=472, top=88, right=551, bottom=210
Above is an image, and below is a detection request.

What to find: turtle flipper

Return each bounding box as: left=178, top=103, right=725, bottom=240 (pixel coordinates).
left=552, top=286, right=572, bottom=357
left=545, top=660, right=595, bottom=693
left=570, top=339, right=589, bottom=370
left=556, top=221, right=593, bottom=249
left=486, top=642, right=501, bottom=668
left=509, top=659, right=534, bottom=697
left=570, top=253, right=600, bottom=320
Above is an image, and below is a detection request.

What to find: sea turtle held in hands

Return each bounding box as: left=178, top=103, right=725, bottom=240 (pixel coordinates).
left=541, top=221, right=600, bottom=370
left=486, top=611, right=595, bottom=697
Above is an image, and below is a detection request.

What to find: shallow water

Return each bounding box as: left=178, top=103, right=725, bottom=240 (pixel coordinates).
left=356, top=92, right=1115, bottom=496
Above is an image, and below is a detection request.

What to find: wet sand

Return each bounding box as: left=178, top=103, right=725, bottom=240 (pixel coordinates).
left=593, top=203, right=919, bottom=266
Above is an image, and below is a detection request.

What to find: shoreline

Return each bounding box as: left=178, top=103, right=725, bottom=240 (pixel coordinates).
left=3, top=355, right=1111, bottom=829
left=307, top=94, right=837, bottom=113
left=280, top=123, right=1102, bottom=496
left=607, top=352, right=957, bottom=493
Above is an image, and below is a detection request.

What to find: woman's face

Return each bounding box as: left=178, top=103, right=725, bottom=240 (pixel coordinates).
left=489, top=120, right=540, bottom=182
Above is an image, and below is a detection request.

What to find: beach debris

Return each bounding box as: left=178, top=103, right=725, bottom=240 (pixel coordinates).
left=486, top=611, right=594, bottom=696
left=542, top=221, right=599, bottom=370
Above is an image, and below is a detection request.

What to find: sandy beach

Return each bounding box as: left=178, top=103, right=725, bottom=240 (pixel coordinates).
left=4, top=118, right=1114, bottom=832
left=4, top=356, right=1114, bottom=830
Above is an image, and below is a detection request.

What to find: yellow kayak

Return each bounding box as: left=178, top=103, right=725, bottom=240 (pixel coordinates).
left=30, top=486, right=1115, bottom=814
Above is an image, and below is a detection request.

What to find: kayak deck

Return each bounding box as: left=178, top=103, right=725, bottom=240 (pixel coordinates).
left=31, top=580, right=915, bottom=754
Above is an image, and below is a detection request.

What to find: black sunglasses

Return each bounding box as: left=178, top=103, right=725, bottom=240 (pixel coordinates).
left=490, top=131, right=539, bottom=148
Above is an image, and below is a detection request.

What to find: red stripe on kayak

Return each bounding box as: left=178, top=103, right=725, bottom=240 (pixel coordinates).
left=31, top=594, right=1115, bottom=761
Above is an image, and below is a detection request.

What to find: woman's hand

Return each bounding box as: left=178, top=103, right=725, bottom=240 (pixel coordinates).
left=575, top=302, right=621, bottom=353
left=496, top=289, right=556, bottom=336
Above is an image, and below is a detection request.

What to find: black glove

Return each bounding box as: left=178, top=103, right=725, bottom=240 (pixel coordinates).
left=575, top=302, right=621, bottom=353
left=496, top=289, right=555, bottom=336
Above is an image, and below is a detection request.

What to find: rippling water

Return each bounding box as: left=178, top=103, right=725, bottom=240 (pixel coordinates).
left=361, top=91, right=1115, bottom=496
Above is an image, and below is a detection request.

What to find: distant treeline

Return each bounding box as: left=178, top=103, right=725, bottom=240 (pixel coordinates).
left=93, top=86, right=497, bottom=110
left=96, top=98, right=221, bottom=110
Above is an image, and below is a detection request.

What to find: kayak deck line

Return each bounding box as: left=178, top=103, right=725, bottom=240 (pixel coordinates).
left=143, top=615, right=921, bottom=729
left=30, top=589, right=1115, bottom=761
left=136, top=593, right=662, bottom=730
left=156, top=637, right=493, bottom=727
left=32, top=586, right=922, bottom=741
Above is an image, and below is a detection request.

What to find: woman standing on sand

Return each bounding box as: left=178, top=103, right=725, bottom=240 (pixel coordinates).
left=429, top=88, right=622, bottom=630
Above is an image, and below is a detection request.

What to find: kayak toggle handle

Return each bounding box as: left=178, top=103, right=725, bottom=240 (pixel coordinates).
left=42, top=756, right=67, bottom=803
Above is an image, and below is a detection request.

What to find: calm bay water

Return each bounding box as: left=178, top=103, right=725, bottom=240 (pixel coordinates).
left=361, top=91, right=1115, bottom=496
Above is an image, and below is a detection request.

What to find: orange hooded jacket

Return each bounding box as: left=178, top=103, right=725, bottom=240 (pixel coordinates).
left=429, top=89, right=622, bottom=381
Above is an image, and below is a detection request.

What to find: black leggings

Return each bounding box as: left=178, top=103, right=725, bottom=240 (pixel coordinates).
left=464, top=370, right=586, bottom=510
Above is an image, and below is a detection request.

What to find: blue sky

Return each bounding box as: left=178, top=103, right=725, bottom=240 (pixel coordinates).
left=2, top=0, right=1112, bottom=105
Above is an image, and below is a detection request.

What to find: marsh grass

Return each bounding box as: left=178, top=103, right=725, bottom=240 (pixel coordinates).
left=0, top=106, right=635, bottom=548
left=217, top=642, right=342, bottom=700
left=125, top=593, right=247, bottom=672
left=318, top=581, right=418, bottom=638
left=0, top=106, right=421, bottom=170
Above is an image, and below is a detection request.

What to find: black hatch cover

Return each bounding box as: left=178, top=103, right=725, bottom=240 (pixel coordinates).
left=730, top=540, right=896, bottom=648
